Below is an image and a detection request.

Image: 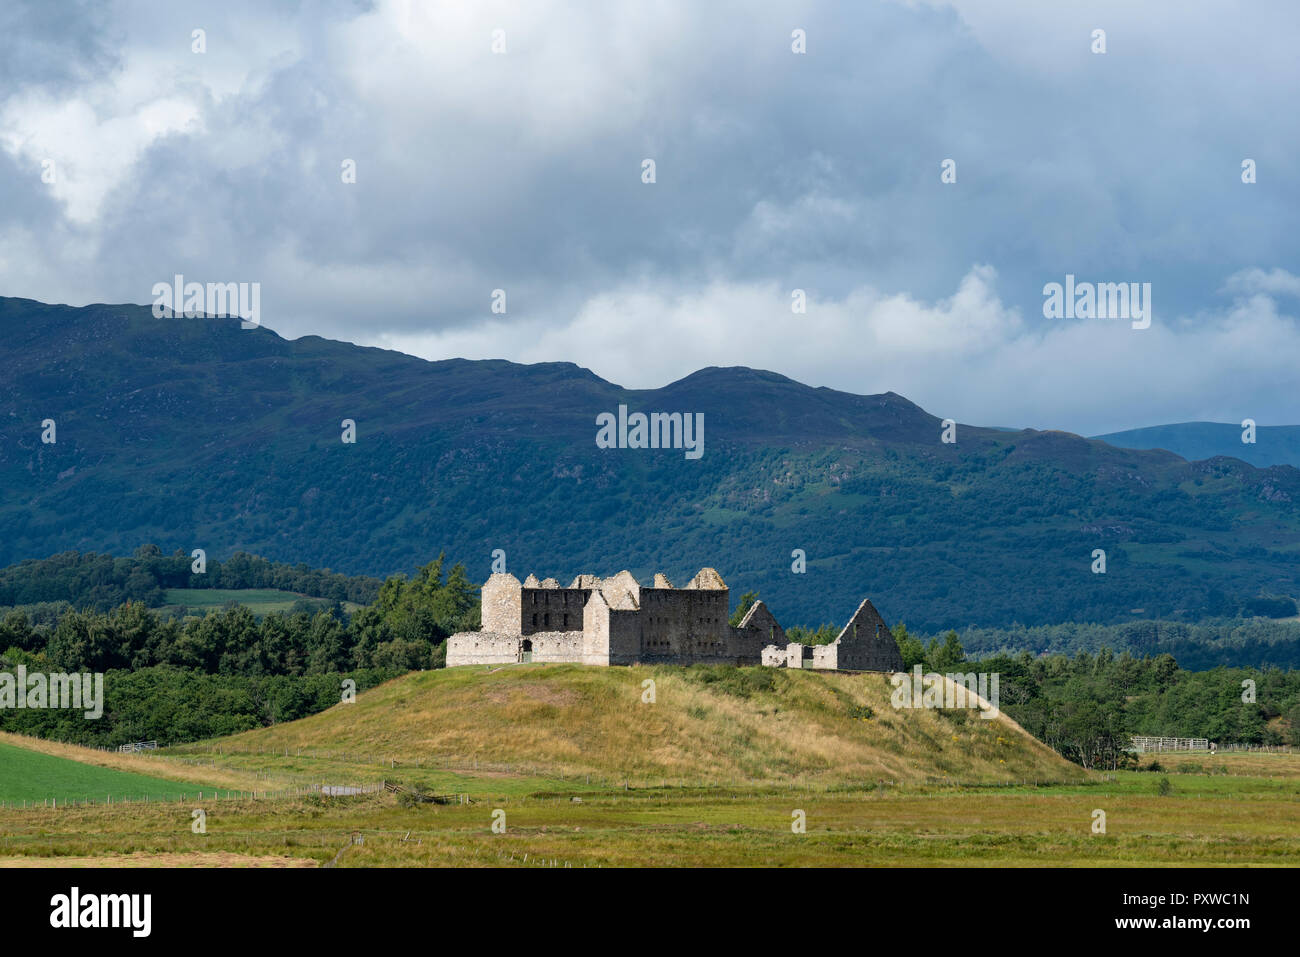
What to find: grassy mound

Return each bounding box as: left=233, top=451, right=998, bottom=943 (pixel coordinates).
left=191, top=663, right=1083, bottom=787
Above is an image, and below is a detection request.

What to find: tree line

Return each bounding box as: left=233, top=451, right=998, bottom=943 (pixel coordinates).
left=0, top=556, right=478, bottom=747
left=0, top=546, right=384, bottom=610
left=2, top=555, right=475, bottom=676
left=936, top=617, right=1300, bottom=670
left=892, top=623, right=1300, bottom=768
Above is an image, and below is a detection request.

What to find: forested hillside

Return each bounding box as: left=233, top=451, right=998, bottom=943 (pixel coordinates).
left=3, top=297, right=1299, bottom=630
left=0, top=547, right=382, bottom=610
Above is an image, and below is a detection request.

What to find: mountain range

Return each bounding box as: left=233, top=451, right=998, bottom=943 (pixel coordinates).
left=2, top=295, right=1298, bottom=632
left=1093, top=423, right=1300, bottom=469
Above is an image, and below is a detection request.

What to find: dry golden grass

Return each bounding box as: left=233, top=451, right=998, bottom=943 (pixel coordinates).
left=3, top=773, right=1297, bottom=867
left=11, top=665, right=1298, bottom=867
left=171, top=664, right=1083, bottom=788
left=1154, top=750, right=1300, bottom=778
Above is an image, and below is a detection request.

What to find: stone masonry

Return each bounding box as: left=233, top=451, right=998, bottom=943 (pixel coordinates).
left=446, top=567, right=903, bottom=671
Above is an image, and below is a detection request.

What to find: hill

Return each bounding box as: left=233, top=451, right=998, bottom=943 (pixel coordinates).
left=3, top=295, right=1299, bottom=630
left=188, top=663, right=1085, bottom=787
left=1093, top=422, right=1300, bottom=469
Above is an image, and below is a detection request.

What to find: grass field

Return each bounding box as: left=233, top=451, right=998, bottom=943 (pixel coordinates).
left=1, top=762, right=1298, bottom=866
left=2, top=665, right=1297, bottom=867
left=0, top=740, right=237, bottom=805
left=160, top=588, right=360, bottom=616
left=1149, top=751, right=1300, bottom=778
left=0, top=731, right=287, bottom=796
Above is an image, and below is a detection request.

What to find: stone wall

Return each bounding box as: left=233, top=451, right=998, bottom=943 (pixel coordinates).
left=446, top=631, right=519, bottom=666
left=601, top=570, right=641, bottom=608
left=731, top=600, right=784, bottom=661
left=530, top=630, right=584, bottom=662
left=811, top=643, right=838, bottom=670
left=520, top=587, right=587, bottom=635
left=640, top=585, right=730, bottom=658
left=481, top=573, right=523, bottom=635
left=581, top=588, right=612, bottom=665
left=606, top=608, right=643, bottom=665
left=830, top=598, right=904, bottom=672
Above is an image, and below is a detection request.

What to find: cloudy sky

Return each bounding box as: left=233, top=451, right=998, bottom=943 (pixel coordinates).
left=1, top=0, right=1296, bottom=435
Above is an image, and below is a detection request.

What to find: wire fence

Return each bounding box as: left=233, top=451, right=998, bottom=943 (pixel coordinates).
left=1131, top=736, right=1295, bottom=754
left=1131, top=736, right=1210, bottom=753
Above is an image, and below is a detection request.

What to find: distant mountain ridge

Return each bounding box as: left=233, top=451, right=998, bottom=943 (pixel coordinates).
left=1093, top=422, right=1300, bottom=469
left=2, top=295, right=1298, bottom=631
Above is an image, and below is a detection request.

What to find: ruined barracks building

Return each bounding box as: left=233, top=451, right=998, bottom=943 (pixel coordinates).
left=446, top=567, right=904, bottom=672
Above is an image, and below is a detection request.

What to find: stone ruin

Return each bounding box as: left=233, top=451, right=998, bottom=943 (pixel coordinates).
left=445, top=567, right=904, bottom=672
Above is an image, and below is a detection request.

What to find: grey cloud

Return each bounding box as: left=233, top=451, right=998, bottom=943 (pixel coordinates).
left=0, top=0, right=1296, bottom=433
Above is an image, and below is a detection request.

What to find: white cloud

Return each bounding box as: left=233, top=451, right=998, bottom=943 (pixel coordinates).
left=0, top=1, right=302, bottom=224
left=1, top=0, right=1298, bottom=435
left=0, top=91, right=202, bottom=224
left=369, top=265, right=1300, bottom=435
left=1223, top=267, right=1300, bottom=299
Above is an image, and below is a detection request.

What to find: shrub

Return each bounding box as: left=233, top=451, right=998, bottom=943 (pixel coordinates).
left=686, top=665, right=777, bottom=699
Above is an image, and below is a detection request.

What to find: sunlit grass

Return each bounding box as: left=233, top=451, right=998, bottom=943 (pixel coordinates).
left=3, top=773, right=1298, bottom=867
left=164, top=664, right=1081, bottom=790
left=4, top=666, right=1293, bottom=866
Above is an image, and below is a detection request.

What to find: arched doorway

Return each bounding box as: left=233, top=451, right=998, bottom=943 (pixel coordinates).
left=521, top=639, right=533, bottom=663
